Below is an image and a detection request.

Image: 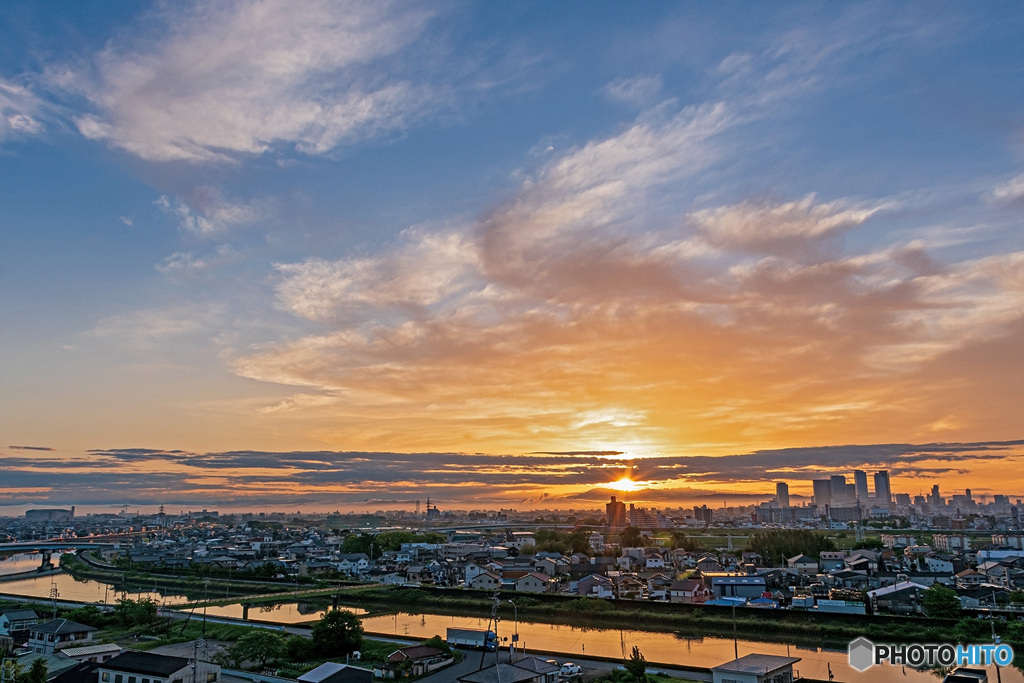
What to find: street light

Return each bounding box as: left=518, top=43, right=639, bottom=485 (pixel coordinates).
left=506, top=600, right=519, bottom=662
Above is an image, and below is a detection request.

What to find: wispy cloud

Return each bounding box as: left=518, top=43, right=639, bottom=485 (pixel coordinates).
left=155, top=188, right=272, bottom=237
left=66, top=0, right=443, bottom=163
left=0, top=78, right=46, bottom=141
left=230, top=73, right=1024, bottom=453
left=91, top=303, right=227, bottom=349
left=993, top=173, right=1024, bottom=203
left=602, top=75, right=663, bottom=106
left=157, top=245, right=240, bottom=278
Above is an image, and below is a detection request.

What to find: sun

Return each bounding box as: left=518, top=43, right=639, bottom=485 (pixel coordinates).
left=608, top=476, right=639, bottom=492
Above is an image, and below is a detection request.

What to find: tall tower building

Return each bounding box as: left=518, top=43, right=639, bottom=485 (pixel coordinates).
left=874, top=471, right=892, bottom=504
left=812, top=479, right=831, bottom=508
left=854, top=470, right=869, bottom=503
left=776, top=482, right=790, bottom=509
left=830, top=475, right=848, bottom=506
left=606, top=496, right=627, bottom=529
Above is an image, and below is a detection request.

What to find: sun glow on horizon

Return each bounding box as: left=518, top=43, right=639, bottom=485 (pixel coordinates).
left=608, top=476, right=640, bottom=492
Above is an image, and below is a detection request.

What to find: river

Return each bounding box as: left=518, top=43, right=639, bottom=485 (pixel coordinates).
left=0, top=556, right=1017, bottom=682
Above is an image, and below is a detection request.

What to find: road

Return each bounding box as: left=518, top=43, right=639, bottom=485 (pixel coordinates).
left=416, top=647, right=705, bottom=683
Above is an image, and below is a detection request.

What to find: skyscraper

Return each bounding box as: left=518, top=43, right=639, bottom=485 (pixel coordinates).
left=606, top=496, right=627, bottom=528
left=830, top=475, right=848, bottom=506
left=874, top=471, right=892, bottom=504
left=813, top=479, right=831, bottom=508
left=776, top=482, right=790, bottom=509
left=854, top=470, right=869, bottom=503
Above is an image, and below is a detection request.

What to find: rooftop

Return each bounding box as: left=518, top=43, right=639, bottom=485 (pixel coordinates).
left=31, top=619, right=97, bottom=636
left=712, top=654, right=801, bottom=674
left=101, top=651, right=190, bottom=676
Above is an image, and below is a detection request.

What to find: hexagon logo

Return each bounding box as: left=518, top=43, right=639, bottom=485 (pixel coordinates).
left=848, top=637, right=875, bottom=671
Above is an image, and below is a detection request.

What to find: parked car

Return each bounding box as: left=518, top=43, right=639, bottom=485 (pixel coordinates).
left=560, top=662, right=581, bottom=677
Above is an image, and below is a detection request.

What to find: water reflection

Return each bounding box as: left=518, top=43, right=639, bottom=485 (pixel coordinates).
left=202, top=602, right=367, bottom=624
left=0, top=559, right=1019, bottom=683
left=358, top=612, right=1023, bottom=683
left=0, top=571, right=190, bottom=606
left=0, top=552, right=66, bottom=575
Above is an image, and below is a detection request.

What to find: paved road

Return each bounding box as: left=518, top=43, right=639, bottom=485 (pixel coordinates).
left=417, top=648, right=633, bottom=683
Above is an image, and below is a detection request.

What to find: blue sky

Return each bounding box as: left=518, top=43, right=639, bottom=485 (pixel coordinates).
left=1, top=1, right=1023, bottom=511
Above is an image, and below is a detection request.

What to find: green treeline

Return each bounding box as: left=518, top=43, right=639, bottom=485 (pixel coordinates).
left=744, top=529, right=837, bottom=562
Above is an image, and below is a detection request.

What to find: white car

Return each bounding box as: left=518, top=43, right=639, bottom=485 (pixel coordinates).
left=559, top=662, right=581, bottom=676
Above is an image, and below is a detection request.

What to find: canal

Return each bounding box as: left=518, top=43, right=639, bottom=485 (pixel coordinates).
left=0, top=555, right=1018, bottom=682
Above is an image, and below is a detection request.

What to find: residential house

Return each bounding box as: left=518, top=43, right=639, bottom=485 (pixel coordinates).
left=614, top=575, right=645, bottom=600
left=336, top=554, right=369, bottom=576
left=711, top=654, right=801, bottom=683
left=386, top=645, right=453, bottom=677
left=819, top=551, right=847, bottom=571
left=867, top=581, right=928, bottom=614
left=575, top=574, right=614, bottom=599
left=845, top=550, right=878, bottom=573
left=957, top=587, right=1010, bottom=610
left=0, top=609, right=38, bottom=639
left=955, top=569, right=986, bottom=589
left=98, top=650, right=219, bottom=683
left=697, top=556, right=725, bottom=573
left=469, top=571, right=502, bottom=591
left=646, top=573, right=674, bottom=601
left=297, top=661, right=372, bottom=683
left=786, top=555, right=817, bottom=576
left=57, top=643, right=123, bottom=663
left=16, top=653, right=81, bottom=681
left=669, top=579, right=712, bottom=605
left=926, top=554, right=965, bottom=576
left=511, top=572, right=554, bottom=594
left=711, top=576, right=768, bottom=600
left=500, top=657, right=559, bottom=683
left=533, top=557, right=560, bottom=577
left=28, top=619, right=96, bottom=655
left=457, top=657, right=558, bottom=683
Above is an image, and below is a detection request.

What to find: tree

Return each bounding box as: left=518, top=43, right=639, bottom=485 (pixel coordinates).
left=342, top=533, right=374, bottom=555
left=64, top=604, right=108, bottom=628
left=567, top=529, right=592, bottom=555
left=311, top=609, right=363, bottom=657
left=670, top=532, right=704, bottom=552
left=619, top=526, right=644, bottom=548
left=17, top=659, right=46, bottom=683
left=624, top=646, right=648, bottom=682
left=113, top=597, right=159, bottom=627
left=230, top=629, right=285, bottom=669
left=852, top=537, right=884, bottom=551
left=922, top=584, right=961, bottom=619
left=745, top=529, right=836, bottom=564
left=421, top=635, right=452, bottom=656
left=284, top=635, right=314, bottom=662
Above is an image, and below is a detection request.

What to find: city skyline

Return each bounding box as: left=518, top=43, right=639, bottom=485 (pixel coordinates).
left=2, top=3, right=1023, bottom=512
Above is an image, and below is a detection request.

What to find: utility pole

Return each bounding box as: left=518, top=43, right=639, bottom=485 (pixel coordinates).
left=732, top=601, right=738, bottom=660
left=49, top=580, right=59, bottom=619
left=992, top=619, right=1003, bottom=683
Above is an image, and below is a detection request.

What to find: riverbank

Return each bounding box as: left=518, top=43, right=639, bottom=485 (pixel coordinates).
left=61, top=554, right=964, bottom=647
left=65, top=552, right=295, bottom=600
left=0, top=566, right=62, bottom=582
left=323, top=585, right=961, bottom=647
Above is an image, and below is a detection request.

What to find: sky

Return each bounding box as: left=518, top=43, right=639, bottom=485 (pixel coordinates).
left=1, top=1, right=1023, bottom=514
